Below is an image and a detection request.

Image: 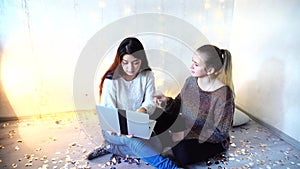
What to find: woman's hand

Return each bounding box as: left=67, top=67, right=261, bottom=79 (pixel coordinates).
left=117, top=132, right=134, bottom=138
left=109, top=132, right=134, bottom=138
left=136, top=107, right=147, bottom=113
left=153, top=94, right=168, bottom=106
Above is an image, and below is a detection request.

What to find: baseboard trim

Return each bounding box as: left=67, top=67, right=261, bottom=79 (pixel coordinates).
left=0, top=116, right=20, bottom=122
left=0, top=110, right=93, bottom=123
left=236, top=105, right=300, bottom=151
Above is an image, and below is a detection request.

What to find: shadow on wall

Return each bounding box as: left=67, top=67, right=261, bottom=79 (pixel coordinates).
left=0, top=42, right=16, bottom=122
left=238, top=58, right=285, bottom=127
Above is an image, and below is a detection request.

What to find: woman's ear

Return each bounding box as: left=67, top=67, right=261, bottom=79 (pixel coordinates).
left=207, top=67, right=215, bottom=75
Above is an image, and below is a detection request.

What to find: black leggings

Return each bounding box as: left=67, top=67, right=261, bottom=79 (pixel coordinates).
left=151, top=109, right=184, bottom=135
left=172, top=139, right=226, bottom=166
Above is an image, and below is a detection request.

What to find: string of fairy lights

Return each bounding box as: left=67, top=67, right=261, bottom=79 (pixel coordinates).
left=1, top=0, right=234, bottom=117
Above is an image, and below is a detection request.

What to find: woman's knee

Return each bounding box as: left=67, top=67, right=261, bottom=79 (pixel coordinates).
left=172, top=148, right=191, bottom=165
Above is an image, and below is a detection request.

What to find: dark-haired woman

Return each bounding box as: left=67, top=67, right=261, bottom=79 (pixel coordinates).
left=88, top=37, right=179, bottom=169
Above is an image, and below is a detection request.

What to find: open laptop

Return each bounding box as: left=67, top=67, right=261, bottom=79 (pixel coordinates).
left=96, top=105, right=156, bottom=139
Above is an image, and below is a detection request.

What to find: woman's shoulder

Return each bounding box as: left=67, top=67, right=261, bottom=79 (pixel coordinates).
left=180, top=76, right=197, bottom=92
left=185, top=76, right=196, bottom=84
left=103, top=77, right=114, bottom=87
left=103, top=73, right=121, bottom=86
left=213, top=85, right=234, bottom=99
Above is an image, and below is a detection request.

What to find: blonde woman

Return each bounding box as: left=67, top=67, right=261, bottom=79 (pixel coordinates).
left=154, top=44, right=235, bottom=166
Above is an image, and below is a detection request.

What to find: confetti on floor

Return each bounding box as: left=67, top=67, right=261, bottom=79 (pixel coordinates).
left=0, top=111, right=300, bottom=169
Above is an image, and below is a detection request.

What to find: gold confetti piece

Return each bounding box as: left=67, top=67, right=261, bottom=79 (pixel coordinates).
left=65, top=157, right=71, bottom=163
left=8, top=130, right=16, bottom=138
left=49, top=137, right=57, bottom=141
left=42, top=164, right=49, bottom=168
left=25, top=162, right=33, bottom=167
left=11, top=163, right=17, bottom=168
left=1, top=123, right=9, bottom=128
left=17, top=139, right=23, bottom=143
left=69, top=142, right=77, bottom=146
left=24, top=154, right=31, bottom=159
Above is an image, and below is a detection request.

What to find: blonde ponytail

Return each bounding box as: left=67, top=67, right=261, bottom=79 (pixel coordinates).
left=220, top=49, right=234, bottom=95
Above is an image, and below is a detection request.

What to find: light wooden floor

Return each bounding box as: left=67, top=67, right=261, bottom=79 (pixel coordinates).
left=1, top=111, right=300, bottom=169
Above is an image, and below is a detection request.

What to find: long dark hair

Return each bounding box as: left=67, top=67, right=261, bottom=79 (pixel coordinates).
left=99, top=37, right=151, bottom=96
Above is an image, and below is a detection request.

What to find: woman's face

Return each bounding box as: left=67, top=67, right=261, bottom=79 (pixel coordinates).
left=190, top=53, right=208, bottom=78
left=121, top=54, right=141, bottom=77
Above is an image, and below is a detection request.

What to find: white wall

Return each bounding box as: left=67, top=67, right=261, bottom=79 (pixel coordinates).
left=230, top=0, right=300, bottom=142
left=1, top=0, right=234, bottom=117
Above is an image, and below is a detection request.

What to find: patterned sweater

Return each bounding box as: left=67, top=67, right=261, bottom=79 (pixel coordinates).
left=165, top=76, right=235, bottom=149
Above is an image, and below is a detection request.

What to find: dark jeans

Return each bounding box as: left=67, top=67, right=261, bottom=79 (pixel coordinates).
left=172, top=139, right=226, bottom=166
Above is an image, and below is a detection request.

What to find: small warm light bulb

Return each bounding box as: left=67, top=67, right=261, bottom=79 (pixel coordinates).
left=156, top=79, right=164, bottom=89
left=124, top=6, right=132, bottom=14
left=90, top=12, right=100, bottom=22
left=98, top=1, right=106, bottom=8
left=204, top=2, right=211, bottom=9
left=215, top=10, right=223, bottom=19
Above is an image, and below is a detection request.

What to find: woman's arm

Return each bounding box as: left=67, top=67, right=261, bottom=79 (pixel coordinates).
left=212, top=97, right=234, bottom=140
left=141, top=71, right=156, bottom=114
left=208, top=87, right=234, bottom=143
left=100, top=79, right=117, bottom=107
